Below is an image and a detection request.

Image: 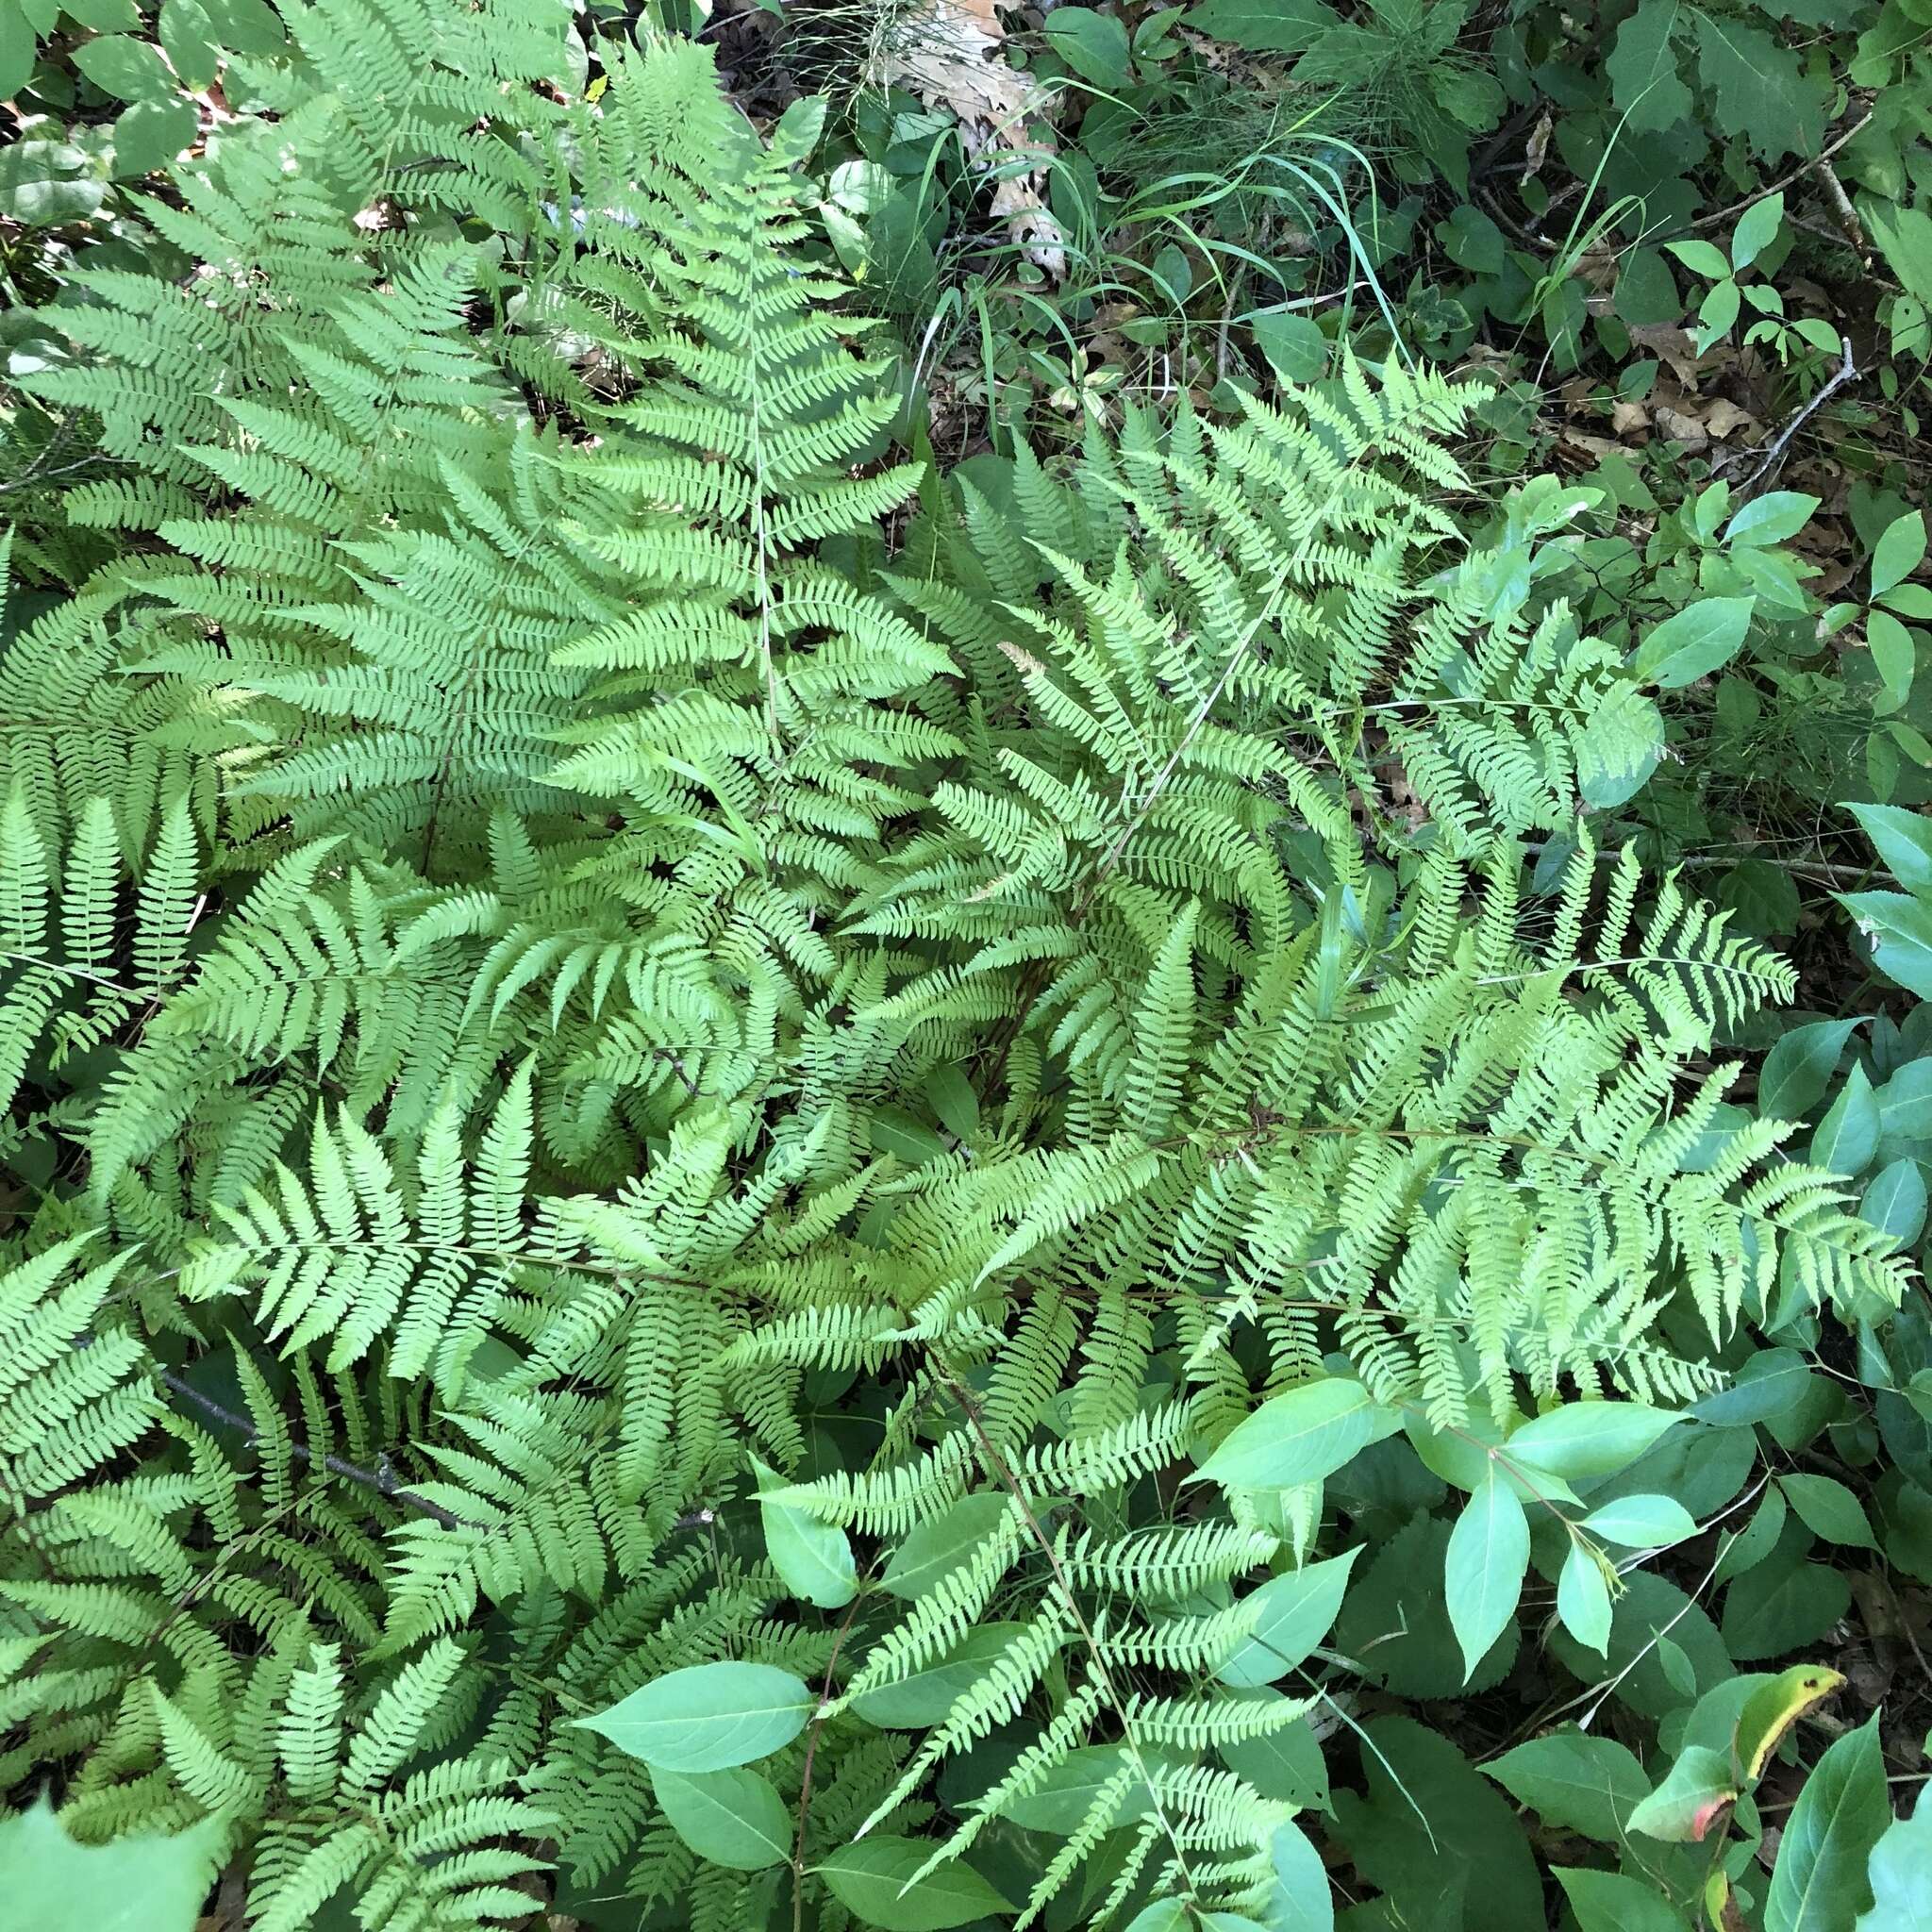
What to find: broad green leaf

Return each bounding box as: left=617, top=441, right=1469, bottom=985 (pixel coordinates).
left=1331, top=1716, right=1542, bottom=1929
left=1856, top=1789, right=1932, bottom=1931
left=0, top=4, right=33, bottom=97
left=1735, top=1666, right=1846, bottom=1782
left=110, top=96, right=198, bottom=179
left=1811, top=1062, right=1880, bottom=1176
left=1777, top=1474, right=1877, bottom=1551
left=1765, top=1715, right=1889, bottom=1932
left=73, top=31, right=174, bottom=101
left=1839, top=889, right=1932, bottom=999
left=1694, top=11, right=1825, bottom=162
left=159, top=0, right=221, bottom=87
left=1507, top=1400, right=1682, bottom=1479
left=1871, top=609, right=1918, bottom=711
left=880, top=1492, right=1011, bottom=1599
left=923, top=1064, right=978, bottom=1141
left=1717, top=1488, right=1790, bottom=1587
left=1725, top=491, right=1819, bottom=548
left=0, top=1800, right=221, bottom=1932
left=1444, top=1472, right=1528, bottom=1681
left=1629, top=596, right=1757, bottom=690
left=1252, top=310, right=1329, bottom=383
left=1696, top=1348, right=1815, bottom=1426
left=1556, top=1868, right=1690, bottom=1932
left=64, top=0, right=141, bottom=24
left=1181, top=0, right=1335, bottom=53
left=753, top=1455, right=858, bottom=1608
left=869, top=1106, right=949, bottom=1165
left=1850, top=802, right=1932, bottom=896
left=1861, top=1158, right=1928, bottom=1247
left=1217, top=1547, right=1360, bottom=1687
left=200, top=0, right=283, bottom=47
left=1665, top=239, right=1733, bottom=282
left=1874, top=1061, right=1932, bottom=1140
left=651, top=1765, right=791, bottom=1871
left=1484, top=1730, right=1650, bottom=1842
left=1041, top=6, right=1131, bottom=85
left=1761, top=1019, right=1862, bottom=1121
left=1723, top=1547, right=1852, bottom=1661
left=1407, top=1407, right=1577, bottom=1504
left=1124, top=1905, right=1190, bottom=1932
left=1262, top=1820, right=1332, bottom=1932
left=1192, top=1378, right=1401, bottom=1490
left=1874, top=512, right=1928, bottom=599
left=1557, top=1543, right=1613, bottom=1655
left=849, top=1624, right=1027, bottom=1729
left=1605, top=0, right=1692, bottom=131
left=994, top=1744, right=1172, bottom=1834
left=1222, top=1702, right=1330, bottom=1809
left=1731, top=193, right=1785, bottom=272
left=1582, top=1493, right=1698, bottom=1546
left=816, top=1839, right=1014, bottom=1931
left=1627, top=1744, right=1739, bottom=1842
left=576, top=1662, right=814, bottom=1772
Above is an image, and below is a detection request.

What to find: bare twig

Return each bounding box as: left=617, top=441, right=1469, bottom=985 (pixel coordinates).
left=1734, top=334, right=1858, bottom=496
left=157, top=1366, right=485, bottom=1530
left=1683, top=112, right=1875, bottom=234
left=791, top=1590, right=866, bottom=1932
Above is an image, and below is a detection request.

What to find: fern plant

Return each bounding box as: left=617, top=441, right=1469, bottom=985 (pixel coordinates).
left=0, top=6, right=1912, bottom=1929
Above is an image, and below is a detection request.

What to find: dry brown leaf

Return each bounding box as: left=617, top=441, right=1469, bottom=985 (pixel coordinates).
left=1625, top=323, right=1705, bottom=391
left=880, top=0, right=1066, bottom=275
left=1702, top=397, right=1758, bottom=441
left=1610, top=399, right=1650, bottom=438
left=1521, top=108, right=1552, bottom=187
left=1654, top=405, right=1708, bottom=448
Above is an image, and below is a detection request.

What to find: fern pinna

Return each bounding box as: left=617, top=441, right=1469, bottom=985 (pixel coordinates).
left=0, top=5, right=1909, bottom=1929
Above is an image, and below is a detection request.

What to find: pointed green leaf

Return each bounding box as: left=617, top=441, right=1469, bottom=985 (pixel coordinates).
left=652, top=1765, right=791, bottom=1871
left=880, top=1492, right=1010, bottom=1599
left=1726, top=490, right=1818, bottom=548
left=1484, top=1730, right=1651, bottom=1842
left=754, top=1456, right=858, bottom=1608
left=1810, top=1062, right=1879, bottom=1176
left=1760, top=1019, right=1862, bottom=1121
left=575, top=1662, right=814, bottom=1772
left=1777, top=1474, right=1877, bottom=1551
left=1555, top=1868, right=1691, bottom=1932
left=1581, top=1494, right=1699, bottom=1547
left=1731, top=194, right=1785, bottom=273
left=1217, top=1547, right=1361, bottom=1687
left=73, top=31, right=174, bottom=101
left=1856, top=1789, right=1932, bottom=1931
left=849, top=1624, right=1028, bottom=1730
left=1874, top=512, right=1928, bottom=599
left=1445, top=1472, right=1528, bottom=1681
left=816, top=1838, right=1014, bottom=1930
left=1507, top=1401, right=1683, bottom=1480
left=1849, top=803, right=1932, bottom=896
left=1264, top=1819, right=1333, bottom=1932
left=1765, top=1715, right=1889, bottom=1932
left=0, top=1800, right=221, bottom=1932
left=1627, top=1744, right=1739, bottom=1842
left=1192, top=1379, right=1401, bottom=1490
left=1629, top=597, right=1757, bottom=690
left=1557, top=1543, right=1614, bottom=1656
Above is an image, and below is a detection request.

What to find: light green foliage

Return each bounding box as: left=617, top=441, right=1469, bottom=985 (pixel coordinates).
left=0, top=5, right=1922, bottom=1929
